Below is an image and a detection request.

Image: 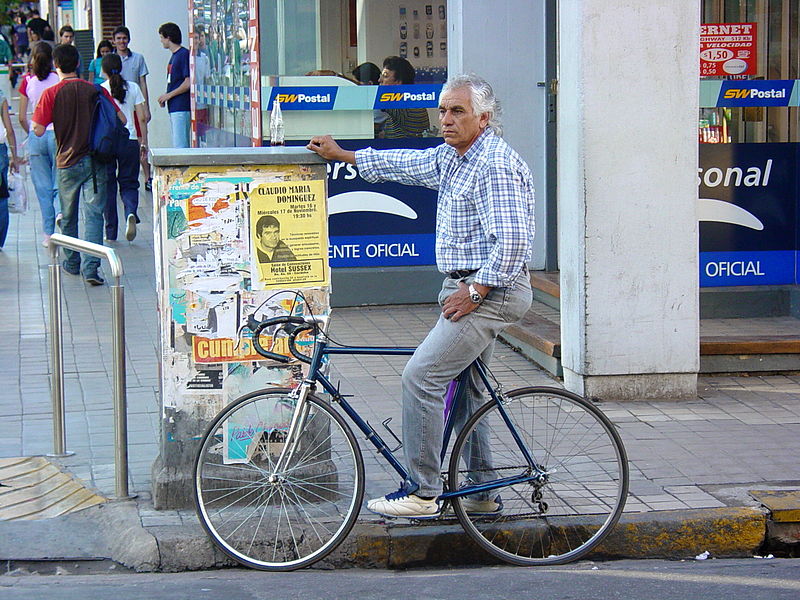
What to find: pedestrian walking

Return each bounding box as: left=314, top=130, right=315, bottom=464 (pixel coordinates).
left=88, top=40, right=112, bottom=84
left=18, top=42, right=60, bottom=246
left=157, top=22, right=190, bottom=148
left=31, top=44, right=125, bottom=285
left=12, top=14, right=28, bottom=58
left=101, top=52, right=147, bottom=242
left=58, top=25, right=81, bottom=76
left=0, top=88, right=21, bottom=250
left=112, top=26, right=152, bottom=189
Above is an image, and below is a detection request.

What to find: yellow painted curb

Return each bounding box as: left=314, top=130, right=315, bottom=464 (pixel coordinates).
left=750, top=490, right=800, bottom=523
left=595, top=507, right=766, bottom=559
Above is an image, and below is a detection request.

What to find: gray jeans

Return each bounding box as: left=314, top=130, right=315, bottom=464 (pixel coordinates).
left=401, top=273, right=533, bottom=496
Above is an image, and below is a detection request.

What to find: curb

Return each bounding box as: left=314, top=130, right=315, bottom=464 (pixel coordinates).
left=114, top=506, right=766, bottom=571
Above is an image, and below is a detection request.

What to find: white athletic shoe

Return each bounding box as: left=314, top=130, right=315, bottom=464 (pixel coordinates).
left=457, top=496, right=503, bottom=516
left=367, top=489, right=441, bottom=519
left=125, top=214, right=137, bottom=241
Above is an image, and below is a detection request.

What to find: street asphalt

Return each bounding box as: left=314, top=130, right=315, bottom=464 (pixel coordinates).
left=1, top=155, right=799, bottom=573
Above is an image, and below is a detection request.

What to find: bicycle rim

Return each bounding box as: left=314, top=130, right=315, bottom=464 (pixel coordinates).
left=194, top=389, right=364, bottom=570
left=449, top=387, right=628, bottom=566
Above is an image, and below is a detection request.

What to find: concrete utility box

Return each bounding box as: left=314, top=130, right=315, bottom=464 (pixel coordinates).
left=149, top=148, right=329, bottom=509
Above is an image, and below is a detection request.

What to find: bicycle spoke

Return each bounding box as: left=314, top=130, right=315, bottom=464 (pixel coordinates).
left=449, top=388, right=628, bottom=566
left=195, top=391, right=364, bottom=570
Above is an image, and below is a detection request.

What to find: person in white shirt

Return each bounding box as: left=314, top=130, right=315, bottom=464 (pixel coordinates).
left=101, top=52, right=148, bottom=242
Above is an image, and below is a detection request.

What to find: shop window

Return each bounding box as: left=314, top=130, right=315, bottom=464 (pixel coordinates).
left=700, top=0, right=799, bottom=143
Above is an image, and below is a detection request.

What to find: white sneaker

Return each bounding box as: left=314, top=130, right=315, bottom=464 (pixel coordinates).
left=458, top=496, right=503, bottom=516
left=125, top=214, right=137, bottom=241
left=367, top=489, right=440, bottom=519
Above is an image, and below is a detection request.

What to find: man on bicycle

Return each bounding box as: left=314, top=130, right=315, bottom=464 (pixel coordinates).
left=307, top=73, right=534, bottom=519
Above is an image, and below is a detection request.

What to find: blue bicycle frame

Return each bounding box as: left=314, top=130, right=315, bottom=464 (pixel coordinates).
left=303, top=334, right=542, bottom=501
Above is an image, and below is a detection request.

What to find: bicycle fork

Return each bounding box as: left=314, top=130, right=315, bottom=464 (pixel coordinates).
left=268, top=381, right=313, bottom=477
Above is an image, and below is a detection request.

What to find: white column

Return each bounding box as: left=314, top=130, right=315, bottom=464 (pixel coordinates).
left=125, top=0, right=189, bottom=149
left=558, top=0, right=700, bottom=399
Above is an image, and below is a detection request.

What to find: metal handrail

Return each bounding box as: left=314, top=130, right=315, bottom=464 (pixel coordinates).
left=47, top=233, right=135, bottom=500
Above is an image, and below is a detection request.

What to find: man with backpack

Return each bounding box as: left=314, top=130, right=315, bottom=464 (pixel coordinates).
left=32, top=44, right=125, bottom=286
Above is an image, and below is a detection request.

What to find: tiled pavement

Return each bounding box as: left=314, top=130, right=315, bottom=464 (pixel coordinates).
left=1, top=151, right=800, bottom=534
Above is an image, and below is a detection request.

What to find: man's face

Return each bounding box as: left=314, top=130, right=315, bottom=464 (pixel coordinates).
left=60, top=31, right=74, bottom=44
left=259, top=226, right=280, bottom=250
left=114, top=33, right=130, bottom=53
left=159, top=34, right=171, bottom=49
left=379, top=68, right=400, bottom=85
left=438, top=86, right=489, bottom=155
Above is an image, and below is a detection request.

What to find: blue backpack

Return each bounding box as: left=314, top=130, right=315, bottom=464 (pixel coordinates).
left=90, top=83, right=128, bottom=164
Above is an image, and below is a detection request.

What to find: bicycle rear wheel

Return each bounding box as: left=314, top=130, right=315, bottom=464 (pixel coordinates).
left=448, top=387, right=628, bottom=566
left=194, top=389, right=364, bottom=570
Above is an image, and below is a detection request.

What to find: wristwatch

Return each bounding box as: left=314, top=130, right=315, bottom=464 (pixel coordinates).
left=468, top=284, right=483, bottom=304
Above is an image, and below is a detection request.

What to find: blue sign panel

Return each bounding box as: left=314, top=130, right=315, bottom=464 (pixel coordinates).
left=268, top=87, right=338, bottom=110
left=288, top=138, right=440, bottom=268
left=329, top=234, right=434, bottom=267
left=700, top=251, right=795, bottom=287
left=699, top=143, right=798, bottom=286
left=717, top=80, right=795, bottom=107
left=374, top=85, right=442, bottom=109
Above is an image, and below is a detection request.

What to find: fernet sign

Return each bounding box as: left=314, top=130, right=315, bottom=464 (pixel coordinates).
left=700, top=22, right=757, bottom=77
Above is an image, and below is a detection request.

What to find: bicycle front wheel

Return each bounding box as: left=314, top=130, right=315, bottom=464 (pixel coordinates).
left=449, top=387, right=628, bottom=566
left=194, top=389, right=364, bottom=570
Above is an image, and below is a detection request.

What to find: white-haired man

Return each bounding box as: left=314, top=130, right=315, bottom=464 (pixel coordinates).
left=307, top=74, right=534, bottom=519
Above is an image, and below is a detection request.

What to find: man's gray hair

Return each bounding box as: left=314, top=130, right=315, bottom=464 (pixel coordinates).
left=442, top=74, right=503, bottom=137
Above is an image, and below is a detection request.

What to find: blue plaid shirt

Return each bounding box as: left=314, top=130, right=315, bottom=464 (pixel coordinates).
left=355, top=130, right=535, bottom=288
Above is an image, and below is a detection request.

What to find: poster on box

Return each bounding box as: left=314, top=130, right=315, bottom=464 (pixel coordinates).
left=155, top=162, right=329, bottom=418
left=249, top=180, right=328, bottom=290
left=700, top=22, right=757, bottom=77
left=222, top=393, right=295, bottom=464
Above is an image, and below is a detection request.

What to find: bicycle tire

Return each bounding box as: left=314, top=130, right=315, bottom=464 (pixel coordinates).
left=448, top=386, right=628, bottom=566
left=194, top=388, right=365, bottom=571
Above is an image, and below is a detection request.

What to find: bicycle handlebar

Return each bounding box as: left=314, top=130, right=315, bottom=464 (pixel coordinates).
left=246, top=314, right=317, bottom=364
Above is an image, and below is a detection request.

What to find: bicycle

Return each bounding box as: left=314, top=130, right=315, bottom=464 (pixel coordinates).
left=194, top=309, right=629, bottom=571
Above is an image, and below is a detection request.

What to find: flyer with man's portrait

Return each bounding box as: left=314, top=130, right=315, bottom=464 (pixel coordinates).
left=249, top=180, right=329, bottom=290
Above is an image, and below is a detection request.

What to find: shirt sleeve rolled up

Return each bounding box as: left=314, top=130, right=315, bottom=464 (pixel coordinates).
left=355, top=146, right=442, bottom=191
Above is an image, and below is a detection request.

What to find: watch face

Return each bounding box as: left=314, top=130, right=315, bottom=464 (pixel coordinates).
left=469, top=286, right=482, bottom=303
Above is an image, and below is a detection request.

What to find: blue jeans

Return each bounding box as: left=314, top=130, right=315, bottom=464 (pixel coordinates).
left=0, top=144, right=8, bottom=248
left=28, top=130, right=60, bottom=235
left=58, top=155, right=108, bottom=276
left=170, top=111, right=191, bottom=148
left=401, top=273, right=533, bottom=497
left=104, top=138, right=140, bottom=239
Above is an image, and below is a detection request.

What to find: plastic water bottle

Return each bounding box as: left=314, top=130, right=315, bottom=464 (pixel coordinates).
left=270, top=100, right=284, bottom=146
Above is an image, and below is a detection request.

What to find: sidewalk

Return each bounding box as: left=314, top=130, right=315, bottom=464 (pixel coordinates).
left=1, top=167, right=799, bottom=571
